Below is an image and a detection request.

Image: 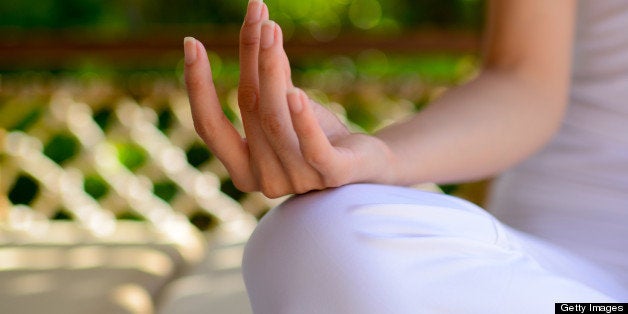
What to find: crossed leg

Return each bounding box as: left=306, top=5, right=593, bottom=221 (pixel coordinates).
left=242, top=184, right=624, bottom=314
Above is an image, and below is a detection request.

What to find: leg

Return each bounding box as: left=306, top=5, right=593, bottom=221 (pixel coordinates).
left=243, top=184, right=617, bottom=314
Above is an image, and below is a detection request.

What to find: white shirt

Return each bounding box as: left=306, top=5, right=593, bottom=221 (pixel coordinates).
left=488, top=0, right=628, bottom=287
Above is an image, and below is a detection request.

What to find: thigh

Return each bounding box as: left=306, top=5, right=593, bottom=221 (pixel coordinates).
left=242, top=184, right=619, bottom=314
left=505, top=226, right=628, bottom=301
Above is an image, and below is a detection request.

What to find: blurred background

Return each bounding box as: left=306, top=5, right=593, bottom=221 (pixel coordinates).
left=0, top=0, right=485, bottom=313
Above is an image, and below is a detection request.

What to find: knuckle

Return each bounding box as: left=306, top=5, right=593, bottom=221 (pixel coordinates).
left=319, top=164, right=347, bottom=188
left=238, top=84, right=257, bottom=97
left=185, top=74, right=207, bottom=92
left=261, top=113, right=285, bottom=137
left=259, top=58, right=281, bottom=75
left=299, top=122, right=318, bottom=136
left=292, top=183, right=312, bottom=195
left=289, top=177, right=309, bottom=195
left=232, top=177, right=256, bottom=193
left=193, top=119, right=213, bottom=139
left=240, top=31, right=261, bottom=49
left=258, top=173, right=287, bottom=199
left=260, top=184, right=285, bottom=199
left=323, top=175, right=344, bottom=188
left=288, top=169, right=322, bottom=195
left=238, top=86, right=258, bottom=113
left=304, top=151, right=329, bottom=169
left=193, top=115, right=230, bottom=142
left=262, top=190, right=280, bottom=199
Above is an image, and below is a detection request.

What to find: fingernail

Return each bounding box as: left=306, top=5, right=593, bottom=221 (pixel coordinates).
left=246, top=0, right=263, bottom=23
left=260, top=21, right=275, bottom=49
left=184, top=37, right=197, bottom=65
left=288, top=88, right=302, bottom=113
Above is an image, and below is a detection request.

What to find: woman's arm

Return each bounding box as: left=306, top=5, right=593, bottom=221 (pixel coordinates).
left=375, top=0, right=577, bottom=185
left=184, top=0, right=576, bottom=197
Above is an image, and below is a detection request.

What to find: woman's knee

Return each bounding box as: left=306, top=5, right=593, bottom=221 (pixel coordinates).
left=242, top=183, right=505, bottom=279
left=242, top=184, right=485, bottom=270
left=241, top=184, right=510, bottom=312
left=242, top=184, right=365, bottom=283
left=241, top=184, right=620, bottom=313
left=245, top=183, right=504, bottom=247
left=241, top=186, right=367, bottom=313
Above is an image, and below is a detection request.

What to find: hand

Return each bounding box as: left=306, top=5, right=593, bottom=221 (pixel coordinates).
left=184, top=0, right=394, bottom=198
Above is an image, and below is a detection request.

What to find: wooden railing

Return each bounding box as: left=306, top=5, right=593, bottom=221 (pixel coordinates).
left=0, top=27, right=480, bottom=70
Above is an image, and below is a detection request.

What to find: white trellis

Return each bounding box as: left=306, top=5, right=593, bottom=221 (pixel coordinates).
left=0, top=85, right=280, bottom=314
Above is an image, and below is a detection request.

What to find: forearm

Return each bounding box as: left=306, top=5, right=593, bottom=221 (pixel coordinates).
left=375, top=69, right=568, bottom=185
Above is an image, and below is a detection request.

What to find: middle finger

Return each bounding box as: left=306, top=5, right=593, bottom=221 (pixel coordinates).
left=258, top=21, right=324, bottom=193
left=239, top=0, right=292, bottom=196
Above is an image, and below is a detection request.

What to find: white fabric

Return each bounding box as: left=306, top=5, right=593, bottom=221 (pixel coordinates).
left=487, top=0, right=628, bottom=287
left=243, top=184, right=628, bottom=314
left=243, top=2, right=628, bottom=312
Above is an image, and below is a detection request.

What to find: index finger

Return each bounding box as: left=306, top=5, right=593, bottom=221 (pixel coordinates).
left=184, top=37, right=256, bottom=191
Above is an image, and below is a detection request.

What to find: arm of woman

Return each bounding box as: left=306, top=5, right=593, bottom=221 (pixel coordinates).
left=184, top=0, right=392, bottom=197
left=184, top=0, right=576, bottom=197
left=375, top=0, right=577, bottom=185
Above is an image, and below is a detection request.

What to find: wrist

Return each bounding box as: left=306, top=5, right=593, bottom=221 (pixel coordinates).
left=360, top=134, right=402, bottom=186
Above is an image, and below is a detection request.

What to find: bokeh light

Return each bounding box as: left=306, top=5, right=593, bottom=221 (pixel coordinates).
left=1, top=1, right=485, bottom=313
left=349, top=0, right=382, bottom=30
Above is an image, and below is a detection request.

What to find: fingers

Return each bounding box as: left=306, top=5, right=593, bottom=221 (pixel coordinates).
left=287, top=89, right=337, bottom=167
left=238, top=0, right=268, bottom=114
left=258, top=22, right=324, bottom=193
left=237, top=1, right=293, bottom=198
left=258, top=21, right=292, bottom=140
left=287, top=88, right=346, bottom=186
left=188, top=12, right=332, bottom=196
left=184, top=37, right=256, bottom=191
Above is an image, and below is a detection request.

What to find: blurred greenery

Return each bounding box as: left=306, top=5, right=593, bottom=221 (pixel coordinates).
left=8, top=174, right=39, bottom=205
left=116, top=210, right=146, bottom=221
left=0, top=0, right=488, bottom=213
left=10, top=107, right=44, bottom=131
left=189, top=210, right=219, bottom=231
left=153, top=180, right=179, bottom=202
left=51, top=208, right=74, bottom=220
left=115, top=142, right=148, bottom=171
left=186, top=142, right=212, bottom=168
left=1, top=0, right=484, bottom=35
left=84, top=173, right=110, bottom=200
left=43, top=133, right=80, bottom=165
left=221, top=178, right=247, bottom=201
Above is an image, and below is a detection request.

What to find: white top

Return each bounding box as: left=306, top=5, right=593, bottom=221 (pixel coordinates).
left=488, top=0, right=628, bottom=286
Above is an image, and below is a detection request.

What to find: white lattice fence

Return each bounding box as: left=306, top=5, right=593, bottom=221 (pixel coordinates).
left=0, top=65, right=449, bottom=313
left=0, top=81, right=289, bottom=314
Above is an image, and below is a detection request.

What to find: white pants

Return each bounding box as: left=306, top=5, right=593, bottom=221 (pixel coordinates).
left=242, top=184, right=628, bottom=314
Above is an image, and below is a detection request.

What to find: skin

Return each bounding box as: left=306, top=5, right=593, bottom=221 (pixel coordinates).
left=184, top=0, right=576, bottom=198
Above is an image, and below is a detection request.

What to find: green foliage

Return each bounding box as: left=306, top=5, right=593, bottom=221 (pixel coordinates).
left=8, top=174, right=39, bottom=205
left=84, top=173, right=109, bottom=199
left=0, top=0, right=484, bottom=33
left=439, top=184, right=459, bottom=195
left=43, top=133, right=80, bottom=165
left=93, top=108, right=113, bottom=131
left=189, top=210, right=219, bottom=231
left=51, top=208, right=74, bottom=220
left=115, top=142, right=148, bottom=171
left=220, top=178, right=246, bottom=201
left=0, top=0, right=105, bottom=28
left=116, top=210, right=145, bottom=221
left=157, top=108, right=174, bottom=132
left=10, top=107, right=43, bottom=131
left=153, top=180, right=179, bottom=202
left=186, top=142, right=212, bottom=167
